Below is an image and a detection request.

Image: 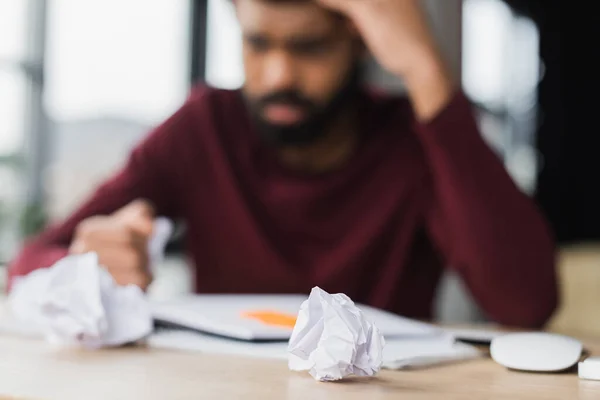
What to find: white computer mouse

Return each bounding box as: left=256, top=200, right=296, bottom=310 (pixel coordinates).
left=490, top=332, right=582, bottom=372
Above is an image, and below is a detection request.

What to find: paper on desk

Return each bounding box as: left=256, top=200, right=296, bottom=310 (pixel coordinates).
left=149, top=329, right=291, bottom=359
left=287, top=287, right=385, bottom=381
left=8, top=252, right=153, bottom=349
left=148, top=329, right=481, bottom=369
left=147, top=289, right=480, bottom=369
left=382, top=335, right=481, bottom=369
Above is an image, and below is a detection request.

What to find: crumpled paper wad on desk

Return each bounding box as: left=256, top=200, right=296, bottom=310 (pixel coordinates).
left=6, top=217, right=173, bottom=349
left=9, top=252, right=152, bottom=349
left=288, top=287, right=385, bottom=381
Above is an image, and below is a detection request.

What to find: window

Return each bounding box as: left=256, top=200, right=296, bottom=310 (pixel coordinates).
left=0, top=1, right=33, bottom=264
left=205, top=0, right=244, bottom=89
left=0, top=68, right=27, bottom=156
left=462, top=0, right=541, bottom=193
left=462, top=0, right=514, bottom=109
left=44, top=0, right=191, bottom=220
left=45, top=0, right=190, bottom=123
left=0, top=1, right=28, bottom=60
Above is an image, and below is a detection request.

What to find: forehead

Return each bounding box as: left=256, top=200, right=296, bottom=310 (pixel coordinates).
left=235, top=0, right=340, bottom=35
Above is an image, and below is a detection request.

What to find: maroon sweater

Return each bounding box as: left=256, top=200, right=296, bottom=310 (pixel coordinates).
left=8, top=85, right=558, bottom=327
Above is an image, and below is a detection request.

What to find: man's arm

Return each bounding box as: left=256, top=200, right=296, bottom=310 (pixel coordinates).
left=417, top=92, right=558, bottom=328
left=8, top=98, right=194, bottom=289
left=317, top=0, right=558, bottom=327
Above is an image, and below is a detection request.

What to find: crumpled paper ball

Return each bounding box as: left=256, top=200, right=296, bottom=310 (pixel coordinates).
left=9, top=252, right=153, bottom=349
left=287, top=286, right=385, bottom=381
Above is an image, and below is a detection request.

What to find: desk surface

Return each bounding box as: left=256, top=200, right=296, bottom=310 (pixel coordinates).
left=0, top=332, right=599, bottom=400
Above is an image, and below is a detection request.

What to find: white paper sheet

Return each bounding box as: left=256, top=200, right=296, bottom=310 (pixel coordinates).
left=150, top=293, right=442, bottom=341
left=147, top=329, right=481, bottom=369
left=381, top=335, right=481, bottom=368
left=148, top=329, right=290, bottom=359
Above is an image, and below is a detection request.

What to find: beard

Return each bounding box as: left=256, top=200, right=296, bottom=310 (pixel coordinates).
left=245, top=62, right=363, bottom=147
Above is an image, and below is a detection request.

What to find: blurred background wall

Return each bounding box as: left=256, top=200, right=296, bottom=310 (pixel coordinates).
left=0, top=0, right=583, bottom=327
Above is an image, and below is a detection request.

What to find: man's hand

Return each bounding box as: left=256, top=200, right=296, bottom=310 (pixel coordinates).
left=317, top=0, right=455, bottom=120
left=69, top=200, right=155, bottom=290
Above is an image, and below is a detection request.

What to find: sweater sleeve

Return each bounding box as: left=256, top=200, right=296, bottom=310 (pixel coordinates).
left=418, top=90, right=558, bottom=328
left=7, top=99, right=195, bottom=289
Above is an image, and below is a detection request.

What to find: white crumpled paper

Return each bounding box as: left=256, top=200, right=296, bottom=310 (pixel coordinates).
left=147, top=217, right=173, bottom=269
left=7, top=217, right=173, bottom=349
left=288, top=287, right=385, bottom=381
left=9, top=252, right=152, bottom=349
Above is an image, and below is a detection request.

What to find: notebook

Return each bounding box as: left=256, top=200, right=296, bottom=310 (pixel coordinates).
left=148, top=329, right=482, bottom=369
left=150, top=294, right=444, bottom=341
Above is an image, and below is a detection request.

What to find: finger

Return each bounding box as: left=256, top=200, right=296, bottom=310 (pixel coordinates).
left=99, top=247, right=149, bottom=274
left=111, top=270, right=152, bottom=291
left=69, top=238, right=87, bottom=254
left=114, top=199, right=155, bottom=219
left=113, top=199, right=155, bottom=237
left=75, top=218, right=147, bottom=249
left=69, top=243, right=150, bottom=280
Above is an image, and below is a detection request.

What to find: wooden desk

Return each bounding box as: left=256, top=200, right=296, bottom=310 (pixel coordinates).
left=0, top=333, right=599, bottom=400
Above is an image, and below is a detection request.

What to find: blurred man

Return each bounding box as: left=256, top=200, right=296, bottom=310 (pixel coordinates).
left=10, top=0, right=558, bottom=327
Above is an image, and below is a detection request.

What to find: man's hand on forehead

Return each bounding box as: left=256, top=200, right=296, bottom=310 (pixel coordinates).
left=312, top=0, right=454, bottom=121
